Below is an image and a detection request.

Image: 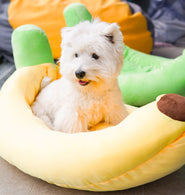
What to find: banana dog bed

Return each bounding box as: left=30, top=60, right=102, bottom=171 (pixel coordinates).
left=0, top=63, right=185, bottom=191
left=0, top=4, right=184, bottom=191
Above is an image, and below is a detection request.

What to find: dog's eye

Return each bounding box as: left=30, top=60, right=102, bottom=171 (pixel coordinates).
left=75, top=53, right=78, bottom=58
left=92, top=53, right=99, bottom=60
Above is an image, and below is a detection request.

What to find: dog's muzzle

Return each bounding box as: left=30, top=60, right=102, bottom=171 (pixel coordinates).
left=75, top=70, right=86, bottom=79
left=75, top=70, right=91, bottom=86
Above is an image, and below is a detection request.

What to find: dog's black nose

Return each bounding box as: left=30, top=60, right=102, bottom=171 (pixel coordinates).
left=75, top=70, right=86, bottom=79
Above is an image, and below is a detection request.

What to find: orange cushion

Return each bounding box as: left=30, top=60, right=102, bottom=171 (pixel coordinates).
left=8, top=0, right=153, bottom=59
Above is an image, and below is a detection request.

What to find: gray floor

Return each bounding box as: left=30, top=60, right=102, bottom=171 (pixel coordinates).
left=0, top=156, right=184, bottom=195
left=0, top=46, right=185, bottom=194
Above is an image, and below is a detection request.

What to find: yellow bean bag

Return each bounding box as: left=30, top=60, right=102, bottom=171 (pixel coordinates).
left=8, top=0, right=153, bottom=58
left=0, top=63, right=185, bottom=191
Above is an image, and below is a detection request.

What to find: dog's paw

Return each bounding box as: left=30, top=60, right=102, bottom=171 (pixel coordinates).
left=54, top=108, right=88, bottom=133
left=105, top=107, right=128, bottom=125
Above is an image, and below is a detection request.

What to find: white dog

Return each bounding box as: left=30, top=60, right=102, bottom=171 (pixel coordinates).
left=31, top=19, right=128, bottom=133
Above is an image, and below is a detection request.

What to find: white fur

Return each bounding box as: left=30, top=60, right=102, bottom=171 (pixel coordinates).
left=31, top=19, right=128, bottom=133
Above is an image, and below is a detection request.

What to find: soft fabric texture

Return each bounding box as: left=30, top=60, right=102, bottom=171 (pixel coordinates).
left=12, top=24, right=54, bottom=69
left=119, top=46, right=185, bottom=106
left=148, top=0, right=185, bottom=45
left=8, top=0, right=153, bottom=59
left=63, top=3, right=92, bottom=27
left=0, top=63, right=184, bottom=191
left=0, top=0, right=154, bottom=62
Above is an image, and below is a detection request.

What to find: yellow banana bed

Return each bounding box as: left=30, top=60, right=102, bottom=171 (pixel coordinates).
left=0, top=63, right=185, bottom=191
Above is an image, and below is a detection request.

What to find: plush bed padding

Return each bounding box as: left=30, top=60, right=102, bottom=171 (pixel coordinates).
left=0, top=63, right=184, bottom=192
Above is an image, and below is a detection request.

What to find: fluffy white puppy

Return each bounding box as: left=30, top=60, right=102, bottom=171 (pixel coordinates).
left=31, top=19, right=128, bottom=133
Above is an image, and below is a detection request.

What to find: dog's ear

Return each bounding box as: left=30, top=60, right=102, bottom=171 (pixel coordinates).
left=103, top=23, right=121, bottom=44
left=61, top=27, right=73, bottom=38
